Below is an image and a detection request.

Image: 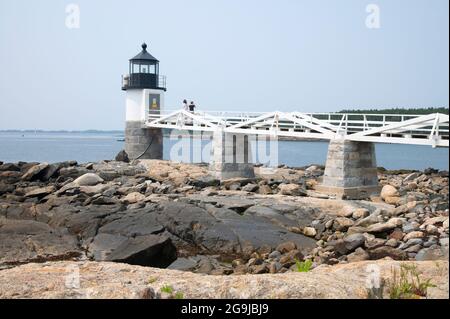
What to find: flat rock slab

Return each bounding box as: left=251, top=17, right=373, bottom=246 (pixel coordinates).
left=0, top=260, right=447, bottom=298
left=0, top=219, right=81, bottom=268
left=154, top=202, right=316, bottom=254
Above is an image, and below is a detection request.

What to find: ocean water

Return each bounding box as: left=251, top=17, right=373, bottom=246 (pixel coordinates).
left=0, top=131, right=448, bottom=171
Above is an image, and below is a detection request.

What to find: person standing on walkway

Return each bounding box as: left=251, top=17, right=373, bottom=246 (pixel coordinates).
left=182, top=99, right=188, bottom=111
left=189, top=101, right=196, bottom=113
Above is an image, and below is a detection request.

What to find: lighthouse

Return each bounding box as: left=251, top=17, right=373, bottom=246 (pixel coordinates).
left=122, top=43, right=166, bottom=160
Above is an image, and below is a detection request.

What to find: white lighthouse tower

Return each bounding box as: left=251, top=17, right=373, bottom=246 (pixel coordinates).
left=121, top=43, right=166, bottom=159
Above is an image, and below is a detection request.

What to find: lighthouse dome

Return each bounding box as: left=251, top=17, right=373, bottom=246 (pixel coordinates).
left=130, top=43, right=159, bottom=63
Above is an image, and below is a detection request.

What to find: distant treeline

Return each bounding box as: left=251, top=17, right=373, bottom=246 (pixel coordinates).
left=339, top=107, right=449, bottom=115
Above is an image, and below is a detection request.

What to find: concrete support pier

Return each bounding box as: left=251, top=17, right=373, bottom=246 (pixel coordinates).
left=316, top=139, right=380, bottom=199
left=125, top=121, right=163, bottom=160
left=209, top=130, right=255, bottom=180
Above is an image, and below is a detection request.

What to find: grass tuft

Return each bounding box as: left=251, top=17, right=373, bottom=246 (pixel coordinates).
left=295, top=258, right=313, bottom=272
left=160, top=285, right=174, bottom=294
left=387, top=264, right=435, bottom=299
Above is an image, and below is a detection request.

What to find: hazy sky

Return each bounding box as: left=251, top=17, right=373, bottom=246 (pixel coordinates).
left=0, top=0, right=448, bottom=130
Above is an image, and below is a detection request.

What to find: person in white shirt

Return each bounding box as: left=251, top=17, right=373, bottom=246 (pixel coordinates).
left=182, top=99, right=188, bottom=111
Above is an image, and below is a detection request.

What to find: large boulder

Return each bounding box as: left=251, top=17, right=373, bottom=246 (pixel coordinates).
left=86, top=207, right=174, bottom=267
left=73, top=173, right=104, bottom=186
left=380, top=185, right=399, bottom=200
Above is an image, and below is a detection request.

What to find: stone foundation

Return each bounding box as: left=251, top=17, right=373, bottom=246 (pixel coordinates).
left=316, top=139, right=380, bottom=199
left=125, top=121, right=163, bottom=160
left=209, top=130, right=255, bottom=180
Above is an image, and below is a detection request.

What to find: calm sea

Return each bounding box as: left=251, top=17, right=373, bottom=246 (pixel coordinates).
left=0, top=131, right=448, bottom=171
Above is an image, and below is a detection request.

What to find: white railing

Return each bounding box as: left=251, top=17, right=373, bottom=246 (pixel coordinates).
left=146, top=109, right=449, bottom=147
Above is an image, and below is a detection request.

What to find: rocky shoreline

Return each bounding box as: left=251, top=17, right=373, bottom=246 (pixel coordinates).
left=0, top=157, right=448, bottom=297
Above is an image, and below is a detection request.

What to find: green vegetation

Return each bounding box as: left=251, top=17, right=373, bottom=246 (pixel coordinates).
left=147, top=276, right=158, bottom=284
left=160, top=284, right=184, bottom=299
left=339, top=107, right=448, bottom=115
left=160, top=285, right=174, bottom=294
left=294, top=258, right=313, bottom=272
left=387, top=264, right=435, bottom=299
left=174, top=292, right=184, bottom=299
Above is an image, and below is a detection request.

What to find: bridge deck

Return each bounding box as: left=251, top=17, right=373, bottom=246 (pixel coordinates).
left=146, top=109, right=449, bottom=147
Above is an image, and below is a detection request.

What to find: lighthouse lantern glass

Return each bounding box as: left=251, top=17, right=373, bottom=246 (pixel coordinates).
left=130, top=62, right=158, bottom=74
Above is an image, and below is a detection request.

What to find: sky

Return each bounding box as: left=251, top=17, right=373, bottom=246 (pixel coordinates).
left=0, top=0, right=448, bottom=130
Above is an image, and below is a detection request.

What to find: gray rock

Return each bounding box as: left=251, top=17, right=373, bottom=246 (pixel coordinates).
left=93, top=161, right=146, bottom=178
left=398, top=238, right=423, bottom=250
left=88, top=233, right=128, bottom=260
left=24, top=186, right=56, bottom=198
left=167, top=258, right=198, bottom=271
left=21, top=163, right=49, bottom=181
left=278, top=183, right=307, bottom=196
left=415, top=246, right=449, bottom=261
left=98, top=209, right=164, bottom=237
left=196, top=258, right=215, bottom=274
left=242, top=183, right=259, bottom=192
left=402, top=221, right=420, bottom=233
left=346, top=247, right=369, bottom=262
left=269, top=261, right=282, bottom=273
left=423, top=237, right=438, bottom=248
left=333, top=217, right=354, bottom=231
left=188, top=176, right=220, bottom=188
left=404, top=244, right=423, bottom=253
left=244, top=205, right=299, bottom=228
left=73, top=173, right=104, bottom=186
left=0, top=171, right=22, bottom=184
left=366, top=218, right=403, bottom=233
left=268, top=250, right=282, bottom=259
left=40, top=163, right=63, bottom=181
left=327, top=233, right=365, bottom=255
left=385, top=238, right=399, bottom=247
left=0, top=183, right=14, bottom=195
left=115, top=150, right=130, bottom=163
left=59, top=166, right=90, bottom=180
left=354, top=210, right=383, bottom=227
left=0, top=219, right=81, bottom=268
left=368, top=246, right=407, bottom=260
left=0, top=163, right=20, bottom=172
left=155, top=202, right=316, bottom=255
left=105, top=234, right=177, bottom=268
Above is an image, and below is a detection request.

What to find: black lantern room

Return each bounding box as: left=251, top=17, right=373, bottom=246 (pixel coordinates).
left=122, top=43, right=166, bottom=91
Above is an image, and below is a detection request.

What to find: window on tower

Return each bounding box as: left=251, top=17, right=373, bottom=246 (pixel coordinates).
left=132, top=63, right=140, bottom=73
